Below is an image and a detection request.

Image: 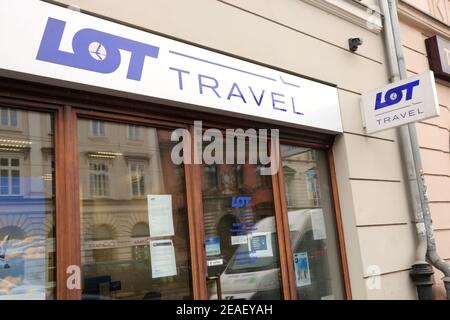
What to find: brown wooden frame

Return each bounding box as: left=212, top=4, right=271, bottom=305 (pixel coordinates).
left=275, top=153, right=298, bottom=299
left=328, top=147, right=352, bottom=300
left=0, top=77, right=352, bottom=300
left=55, top=106, right=82, bottom=299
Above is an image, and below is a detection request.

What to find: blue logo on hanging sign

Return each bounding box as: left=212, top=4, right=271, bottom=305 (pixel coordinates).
left=36, top=18, right=160, bottom=81
left=374, top=80, right=420, bottom=110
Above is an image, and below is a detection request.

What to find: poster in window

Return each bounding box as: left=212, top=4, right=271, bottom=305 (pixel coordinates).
left=205, top=236, right=221, bottom=256
left=147, top=195, right=174, bottom=237
left=150, top=239, right=177, bottom=278
left=294, top=252, right=311, bottom=287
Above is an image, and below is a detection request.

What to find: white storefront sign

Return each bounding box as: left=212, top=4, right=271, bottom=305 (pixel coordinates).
left=0, top=0, right=343, bottom=133
left=361, top=71, right=440, bottom=134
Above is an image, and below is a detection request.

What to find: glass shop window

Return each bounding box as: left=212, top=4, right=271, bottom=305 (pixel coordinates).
left=78, top=119, right=192, bottom=300
left=201, top=138, right=282, bottom=300
left=0, top=109, right=55, bottom=300
left=281, top=145, right=345, bottom=300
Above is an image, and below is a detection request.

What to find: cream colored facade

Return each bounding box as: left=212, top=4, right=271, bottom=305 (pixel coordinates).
left=398, top=0, right=450, bottom=299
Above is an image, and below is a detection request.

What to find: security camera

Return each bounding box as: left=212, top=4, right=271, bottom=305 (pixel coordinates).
left=348, top=38, right=363, bottom=52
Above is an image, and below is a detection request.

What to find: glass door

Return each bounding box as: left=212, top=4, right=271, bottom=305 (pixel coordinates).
left=77, top=118, right=193, bottom=299
left=197, top=136, right=347, bottom=300
left=200, top=135, right=283, bottom=300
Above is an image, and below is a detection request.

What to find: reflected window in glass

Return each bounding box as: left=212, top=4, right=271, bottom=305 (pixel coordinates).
left=0, top=109, right=55, bottom=299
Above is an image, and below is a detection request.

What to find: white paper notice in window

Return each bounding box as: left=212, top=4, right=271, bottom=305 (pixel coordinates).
left=310, top=209, right=327, bottom=240
left=150, top=239, right=177, bottom=278
left=147, top=194, right=174, bottom=237
left=248, top=232, right=273, bottom=258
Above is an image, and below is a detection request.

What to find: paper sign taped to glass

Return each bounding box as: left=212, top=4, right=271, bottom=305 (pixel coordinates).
left=294, top=252, right=311, bottom=287
left=207, top=258, right=223, bottom=267
left=248, top=232, right=273, bottom=258
left=150, top=239, right=177, bottom=278
left=310, top=209, right=327, bottom=240
left=205, top=236, right=221, bottom=256
left=147, top=194, right=174, bottom=237
left=231, top=235, right=248, bottom=245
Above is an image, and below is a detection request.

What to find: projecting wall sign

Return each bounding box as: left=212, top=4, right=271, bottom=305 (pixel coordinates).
left=425, top=35, right=450, bottom=82
left=0, top=0, right=343, bottom=133
left=361, top=71, right=440, bottom=134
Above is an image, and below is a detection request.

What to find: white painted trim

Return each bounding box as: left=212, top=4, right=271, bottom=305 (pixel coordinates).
left=301, top=0, right=383, bottom=34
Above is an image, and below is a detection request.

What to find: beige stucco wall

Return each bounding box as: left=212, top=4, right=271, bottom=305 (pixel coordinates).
left=398, top=0, right=450, bottom=299
left=48, top=0, right=421, bottom=299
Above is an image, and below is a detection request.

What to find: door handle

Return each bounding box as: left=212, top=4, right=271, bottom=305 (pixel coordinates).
left=206, top=273, right=222, bottom=300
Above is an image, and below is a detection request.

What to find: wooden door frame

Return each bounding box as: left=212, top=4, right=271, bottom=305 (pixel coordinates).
left=328, top=147, right=352, bottom=300
left=188, top=126, right=294, bottom=300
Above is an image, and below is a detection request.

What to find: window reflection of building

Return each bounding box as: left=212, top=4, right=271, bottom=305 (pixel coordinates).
left=131, top=222, right=150, bottom=261
left=0, top=108, right=55, bottom=299
left=90, top=120, right=106, bottom=137
left=0, top=225, right=25, bottom=240
left=92, top=224, right=115, bottom=263
left=305, top=168, right=321, bottom=207
left=282, top=166, right=296, bottom=208
left=78, top=120, right=192, bottom=300
left=129, top=161, right=146, bottom=197
left=0, top=107, right=17, bottom=128
left=0, top=157, right=21, bottom=195
left=282, top=148, right=321, bottom=209
left=127, top=125, right=141, bottom=141
left=89, top=160, right=110, bottom=197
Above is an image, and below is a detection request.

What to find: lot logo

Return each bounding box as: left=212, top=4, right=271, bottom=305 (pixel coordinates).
left=36, top=18, right=159, bottom=80
left=88, top=42, right=107, bottom=61
left=374, top=80, right=420, bottom=110
left=231, top=196, right=252, bottom=208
